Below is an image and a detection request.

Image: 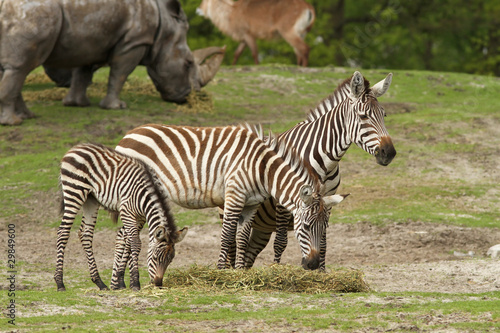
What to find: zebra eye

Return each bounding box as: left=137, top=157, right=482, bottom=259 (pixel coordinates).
left=359, top=114, right=369, bottom=120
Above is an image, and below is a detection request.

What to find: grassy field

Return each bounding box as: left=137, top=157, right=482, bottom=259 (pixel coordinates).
left=1, top=65, right=499, bottom=332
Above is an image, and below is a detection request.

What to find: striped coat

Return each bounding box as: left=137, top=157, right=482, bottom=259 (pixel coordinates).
left=240, top=71, right=396, bottom=268
left=114, top=124, right=344, bottom=276
left=55, top=143, right=187, bottom=291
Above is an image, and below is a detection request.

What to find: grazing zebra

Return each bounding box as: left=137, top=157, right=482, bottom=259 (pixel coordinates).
left=54, top=143, right=188, bottom=291
left=238, top=71, right=396, bottom=269
left=113, top=124, right=344, bottom=280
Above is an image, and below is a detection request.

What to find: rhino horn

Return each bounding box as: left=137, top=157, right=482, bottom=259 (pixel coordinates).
left=194, top=46, right=226, bottom=87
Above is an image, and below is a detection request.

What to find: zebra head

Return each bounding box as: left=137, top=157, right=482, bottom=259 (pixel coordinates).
left=294, top=185, right=349, bottom=270
left=148, top=226, right=188, bottom=286
left=345, top=71, right=396, bottom=166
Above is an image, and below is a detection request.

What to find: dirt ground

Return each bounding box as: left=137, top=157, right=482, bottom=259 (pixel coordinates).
left=12, top=204, right=500, bottom=294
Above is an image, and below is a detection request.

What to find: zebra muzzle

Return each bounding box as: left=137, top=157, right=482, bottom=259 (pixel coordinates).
left=153, top=276, right=164, bottom=287
left=301, top=249, right=320, bottom=270
left=375, top=136, right=396, bottom=166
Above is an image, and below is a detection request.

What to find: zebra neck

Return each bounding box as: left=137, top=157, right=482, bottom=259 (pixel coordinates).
left=280, top=107, right=352, bottom=181
left=263, top=163, right=305, bottom=215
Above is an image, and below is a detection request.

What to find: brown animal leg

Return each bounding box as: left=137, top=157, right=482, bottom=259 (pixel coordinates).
left=232, top=42, right=247, bottom=65
left=244, top=37, right=260, bottom=64
left=281, top=33, right=309, bottom=67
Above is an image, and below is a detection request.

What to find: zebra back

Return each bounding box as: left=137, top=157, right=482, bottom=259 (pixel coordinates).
left=116, top=124, right=318, bottom=214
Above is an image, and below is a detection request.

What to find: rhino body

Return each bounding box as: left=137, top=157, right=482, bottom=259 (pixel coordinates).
left=0, top=0, right=224, bottom=125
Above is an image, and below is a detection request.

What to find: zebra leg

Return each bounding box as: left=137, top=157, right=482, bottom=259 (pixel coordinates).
left=228, top=238, right=236, bottom=268
left=123, top=222, right=141, bottom=290
left=79, top=198, right=109, bottom=290
left=273, top=207, right=292, bottom=264
left=218, top=207, right=238, bottom=268
left=218, top=197, right=245, bottom=269
left=110, top=226, right=128, bottom=290
left=235, top=218, right=253, bottom=269
left=218, top=212, right=239, bottom=269
left=54, top=203, right=80, bottom=291
left=319, top=230, right=327, bottom=271
left=243, top=228, right=272, bottom=268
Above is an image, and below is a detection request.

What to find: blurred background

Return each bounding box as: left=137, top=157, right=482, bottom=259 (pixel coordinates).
left=184, top=0, right=500, bottom=75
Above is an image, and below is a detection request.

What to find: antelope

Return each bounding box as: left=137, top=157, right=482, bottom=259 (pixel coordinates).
left=196, top=0, right=315, bottom=66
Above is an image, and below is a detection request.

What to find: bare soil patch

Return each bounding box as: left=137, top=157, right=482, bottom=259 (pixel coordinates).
left=7, top=199, right=500, bottom=294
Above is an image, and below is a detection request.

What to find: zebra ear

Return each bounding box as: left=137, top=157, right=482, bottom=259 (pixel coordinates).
left=350, top=71, right=365, bottom=99
left=154, top=226, right=166, bottom=242
left=324, top=193, right=350, bottom=209
left=370, top=73, right=393, bottom=98
left=175, top=227, right=188, bottom=243
left=299, top=185, right=314, bottom=206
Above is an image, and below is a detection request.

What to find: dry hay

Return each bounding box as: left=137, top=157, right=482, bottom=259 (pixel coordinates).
left=175, top=90, right=214, bottom=114
left=24, top=72, right=53, bottom=84
left=23, top=88, right=68, bottom=102
left=23, top=72, right=67, bottom=102
left=122, top=76, right=158, bottom=96
left=146, top=264, right=370, bottom=294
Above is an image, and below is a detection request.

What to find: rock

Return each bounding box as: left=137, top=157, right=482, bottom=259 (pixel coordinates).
left=486, top=244, right=500, bottom=258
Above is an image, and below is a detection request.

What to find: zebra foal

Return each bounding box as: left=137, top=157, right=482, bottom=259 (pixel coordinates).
left=113, top=124, right=343, bottom=280
left=54, top=143, right=187, bottom=291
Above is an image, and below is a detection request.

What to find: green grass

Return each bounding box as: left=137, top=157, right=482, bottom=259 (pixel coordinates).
left=3, top=288, right=499, bottom=332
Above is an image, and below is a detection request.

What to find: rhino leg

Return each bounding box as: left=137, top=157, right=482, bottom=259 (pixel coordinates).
left=16, top=94, right=35, bottom=119
left=99, top=47, right=147, bottom=110
left=0, top=68, right=29, bottom=126
left=63, top=66, right=93, bottom=107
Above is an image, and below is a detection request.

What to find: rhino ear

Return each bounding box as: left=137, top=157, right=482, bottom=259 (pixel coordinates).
left=299, top=185, right=314, bottom=206
left=350, top=71, right=365, bottom=99
left=324, top=193, right=350, bottom=209
left=175, top=227, right=188, bottom=243
left=167, top=0, right=182, bottom=17
left=371, top=73, right=393, bottom=98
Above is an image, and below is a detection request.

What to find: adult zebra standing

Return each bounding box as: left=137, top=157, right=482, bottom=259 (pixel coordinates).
left=55, top=143, right=188, bottom=291
left=238, top=71, right=396, bottom=269
left=111, top=124, right=346, bottom=287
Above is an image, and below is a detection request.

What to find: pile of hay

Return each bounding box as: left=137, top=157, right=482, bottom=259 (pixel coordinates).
left=25, top=72, right=53, bottom=84
left=150, top=264, right=370, bottom=294
left=23, top=88, right=68, bottom=102
left=174, top=90, right=214, bottom=114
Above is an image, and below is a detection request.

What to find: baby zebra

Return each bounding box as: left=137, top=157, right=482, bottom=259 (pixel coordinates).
left=54, top=143, right=187, bottom=291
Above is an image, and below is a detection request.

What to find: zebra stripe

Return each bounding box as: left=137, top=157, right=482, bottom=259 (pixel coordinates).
left=241, top=71, right=396, bottom=269
left=113, top=124, right=342, bottom=274
left=54, top=143, right=186, bottom=291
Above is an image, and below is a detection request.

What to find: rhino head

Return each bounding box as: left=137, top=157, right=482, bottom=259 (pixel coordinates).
left=146, top=0, right=225, bottom=103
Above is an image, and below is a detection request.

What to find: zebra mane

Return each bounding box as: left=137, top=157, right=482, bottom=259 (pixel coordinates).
left=142, top=163, right=179, bottom=241
left=240, top=123, right=319, bottom=189
left=305, top=74, right=370, bottom=123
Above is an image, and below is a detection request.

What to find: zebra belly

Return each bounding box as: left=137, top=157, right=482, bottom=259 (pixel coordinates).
left=251, top=199, right=294, bottom=232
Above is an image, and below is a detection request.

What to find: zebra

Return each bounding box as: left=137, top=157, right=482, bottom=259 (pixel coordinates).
left=112, top=123, right=345, bottom=282
left=237, top=71, right=396, bottom=269
left=54, top=143, right=188, bottom=291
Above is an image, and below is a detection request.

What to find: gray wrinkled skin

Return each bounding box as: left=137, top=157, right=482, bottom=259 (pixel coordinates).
left=0, top=0, right=224, bottom=125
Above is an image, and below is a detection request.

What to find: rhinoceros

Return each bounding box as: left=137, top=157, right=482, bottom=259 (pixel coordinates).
left=0, top=0, right=225, bottom=125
